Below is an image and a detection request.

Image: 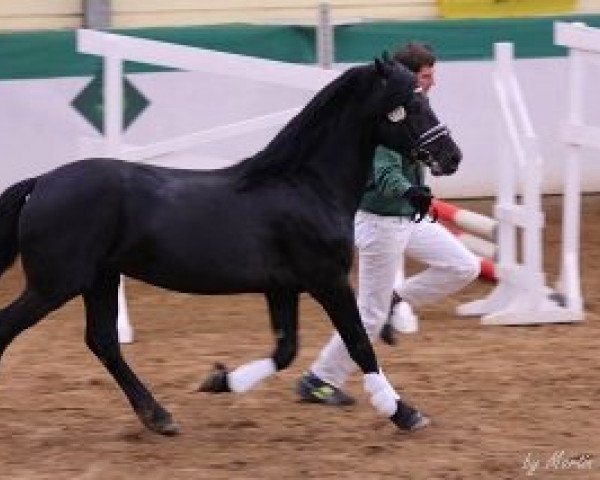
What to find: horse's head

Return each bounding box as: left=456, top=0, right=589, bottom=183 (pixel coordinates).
left=371, top=56, right=461, bottom=176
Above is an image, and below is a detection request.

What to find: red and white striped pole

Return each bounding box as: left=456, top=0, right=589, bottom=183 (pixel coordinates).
left=479, top=257, right=497, bottom=283
left=431, top=199, right=498, bottom=242
left=431, top=200, right=499, bottom=282
left=440, top=220, right=498, bottom=282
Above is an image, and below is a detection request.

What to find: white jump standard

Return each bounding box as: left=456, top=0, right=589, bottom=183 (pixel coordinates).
left=457, top=38, right=586, bottom=326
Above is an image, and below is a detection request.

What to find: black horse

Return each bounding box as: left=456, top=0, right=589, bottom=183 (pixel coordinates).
left=0, top=57, right=460, bottom=435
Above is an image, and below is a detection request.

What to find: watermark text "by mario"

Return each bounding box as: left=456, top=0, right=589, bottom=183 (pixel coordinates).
left=522, top=451, right=594, bottom=476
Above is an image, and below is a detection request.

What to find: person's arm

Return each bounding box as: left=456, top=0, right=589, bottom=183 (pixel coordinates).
left=372, top=147, right=432, bottom=221
left=371, top=147, right=413, bottom=197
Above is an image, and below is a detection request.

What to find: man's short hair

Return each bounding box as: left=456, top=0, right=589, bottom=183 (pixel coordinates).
left=393, top=42, right=436, bottom=73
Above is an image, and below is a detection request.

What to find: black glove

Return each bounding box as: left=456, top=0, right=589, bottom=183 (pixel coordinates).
left=403, top=185, right=433, bottom=223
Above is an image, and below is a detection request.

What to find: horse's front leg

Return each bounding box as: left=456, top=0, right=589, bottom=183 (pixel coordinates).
left=200, top=289, right=299, bottom=393
left=310, top=282, right=430, bottom=431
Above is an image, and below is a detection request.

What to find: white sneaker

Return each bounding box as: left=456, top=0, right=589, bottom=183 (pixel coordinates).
left=391, top=301, right=419, bottom=334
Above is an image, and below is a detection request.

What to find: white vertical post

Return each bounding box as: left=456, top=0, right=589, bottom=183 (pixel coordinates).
left=522, top=136, right=544, bottom=293
left=507, top=45, right=545, bottom=298
left=103, top=54, right=123, bottom=155
left=457, top=43, right=519, bottom=317
left=102, top=50, right=134, bottom=343
left=494, top=43, right=517, bottom=272
left=560, top=47, right=584, bottom=312
left=117, top=279, right=133, bottom=343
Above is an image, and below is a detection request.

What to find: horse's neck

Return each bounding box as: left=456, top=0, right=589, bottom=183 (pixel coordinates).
left=304, top=80, right=377, bottom=215
left=308, top=125, right=376, bottom=215
left=238, top=67, right=378, bottom=214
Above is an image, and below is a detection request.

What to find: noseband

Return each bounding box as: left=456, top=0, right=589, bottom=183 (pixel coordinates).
left=408, top=124, right=450, bottom=170
left=418, top=124, right=450, bottom=148
left=411, top=123, right=450, bottom=156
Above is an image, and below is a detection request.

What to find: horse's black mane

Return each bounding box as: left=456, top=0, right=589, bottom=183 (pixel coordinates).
left=237, top=64, right=377, bottom=187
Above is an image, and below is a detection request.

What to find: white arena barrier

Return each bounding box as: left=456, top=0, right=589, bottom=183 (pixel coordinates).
left=457, top=39, right=585, bottom=325
left=76, top=29, right=340, bottom=343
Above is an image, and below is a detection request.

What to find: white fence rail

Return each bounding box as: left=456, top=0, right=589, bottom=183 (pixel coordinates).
left=77, top=28, right=339, bottom=161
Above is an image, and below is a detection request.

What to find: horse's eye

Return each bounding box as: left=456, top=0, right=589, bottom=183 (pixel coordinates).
left=387, top=105, right=406, bottom=123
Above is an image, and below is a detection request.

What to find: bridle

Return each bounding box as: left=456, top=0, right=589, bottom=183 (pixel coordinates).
left=410, top=123, right=451, bottom=163
left=409, top=123, right=451, bottom=223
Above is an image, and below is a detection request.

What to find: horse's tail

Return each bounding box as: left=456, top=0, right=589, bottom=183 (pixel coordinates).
left=0, top=177, right=37, bottom=275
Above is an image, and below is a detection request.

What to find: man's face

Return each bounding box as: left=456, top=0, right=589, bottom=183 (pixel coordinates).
left=416, top=65, right=435, bottom=94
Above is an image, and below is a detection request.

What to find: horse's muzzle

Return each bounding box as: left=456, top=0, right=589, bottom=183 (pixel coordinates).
left=430, top=148, right=461, bottom=176
left=445, top=150, right=462, bottom=174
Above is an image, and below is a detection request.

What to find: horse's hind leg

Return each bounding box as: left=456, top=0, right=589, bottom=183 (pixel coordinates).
left=200, top=289, right=299, bottom=393
left=83, top=271, right=179, bottom=435
left=0, top=289, right=59, bottom=357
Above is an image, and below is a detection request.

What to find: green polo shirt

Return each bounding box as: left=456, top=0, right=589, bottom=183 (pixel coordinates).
left=359, top=146, right=426, bottom=217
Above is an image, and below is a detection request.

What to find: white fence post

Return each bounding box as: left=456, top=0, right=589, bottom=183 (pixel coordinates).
left=103, top=54, right=123, bottom=155
left=101, top=43, right=134, bottom=344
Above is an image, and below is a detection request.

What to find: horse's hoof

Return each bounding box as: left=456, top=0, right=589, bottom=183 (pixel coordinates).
left=198, top=363, right=231, bottom=393
left=136, top=407, right=181, bottom=436
left=390, top=400, right=430, bottom=431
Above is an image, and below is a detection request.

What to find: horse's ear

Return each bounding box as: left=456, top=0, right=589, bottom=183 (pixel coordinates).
left=374, top=57, right=386, bottom=77
left=375, top=51, right=394, bottom=77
